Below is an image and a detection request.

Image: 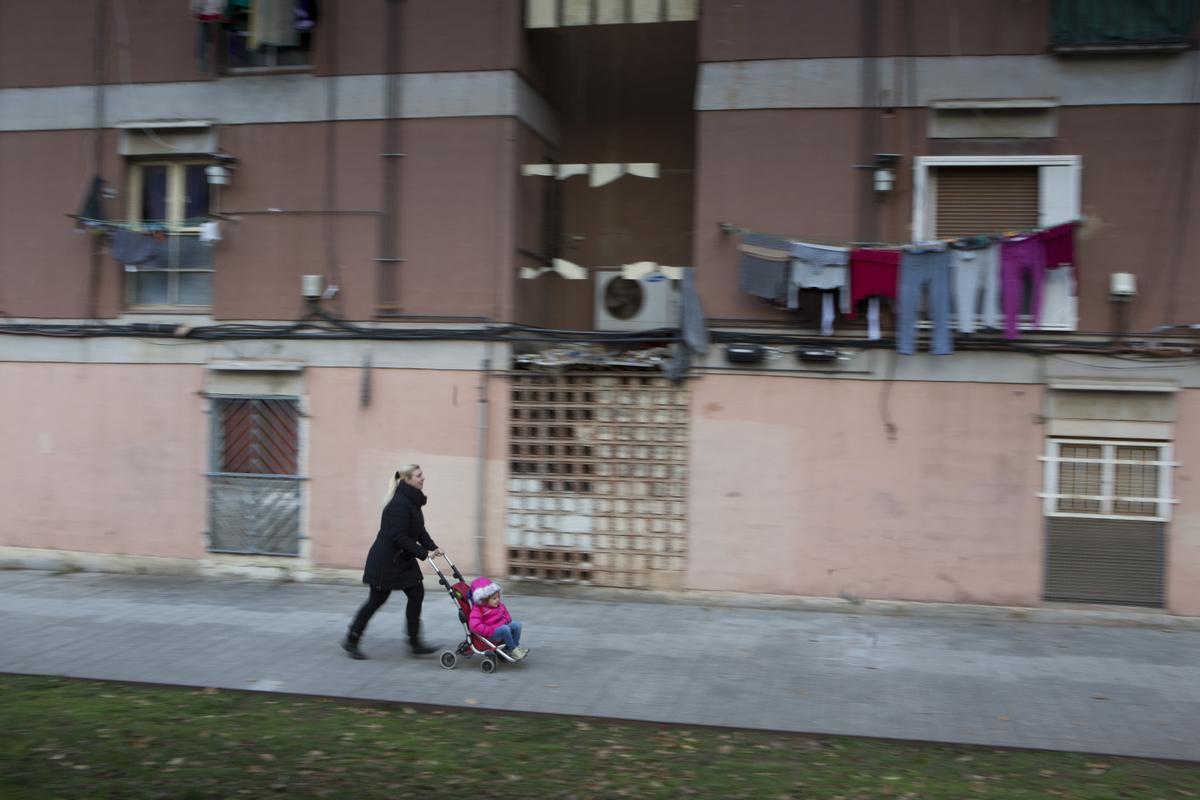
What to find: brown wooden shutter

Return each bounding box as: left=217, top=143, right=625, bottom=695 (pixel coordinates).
left=935, top=166, right=1039, bottom=238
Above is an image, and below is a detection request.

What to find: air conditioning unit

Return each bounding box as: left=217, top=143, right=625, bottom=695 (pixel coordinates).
left=593, top=270, right=681, bottom=331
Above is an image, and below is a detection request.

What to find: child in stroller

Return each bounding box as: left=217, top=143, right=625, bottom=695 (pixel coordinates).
left=468, top=576, right=528, bottom=661
left=427, top=553, right=529, bottom=673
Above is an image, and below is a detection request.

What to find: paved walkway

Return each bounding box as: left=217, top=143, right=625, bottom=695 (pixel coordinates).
left=1, top=570, right=1197, bottom=761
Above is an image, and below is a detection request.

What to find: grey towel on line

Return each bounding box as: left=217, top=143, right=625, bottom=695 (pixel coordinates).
left=111, top=229, right=164, bottom=266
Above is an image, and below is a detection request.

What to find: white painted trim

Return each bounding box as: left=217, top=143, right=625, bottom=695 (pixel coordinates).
left=697, top=52, right=1200, bottom=111
left=1041, top=438, right=1177, bottom=521
left=931, top=99, right=1057, bottom=110
left=0, top=71, right=560, bottom=145
left=0, top=545, right=364, bottom=584
left=1049, top=379, right=1179, bottom=393
left=912, top=157, right=1084, bottom=241
left=917, top=155, right=1081, bottom=168
left=113, top=120, right=214, bottom=129
left=207, top=360, right=306, bottom=372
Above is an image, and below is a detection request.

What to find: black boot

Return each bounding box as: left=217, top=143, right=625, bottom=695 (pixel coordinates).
left=342, top=631, right=367, bottom=660
left=409, top=639, right=437, bottom=656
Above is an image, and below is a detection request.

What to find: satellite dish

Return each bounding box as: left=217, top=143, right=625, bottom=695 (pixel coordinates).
left=603, top=277, right=644, bottom=321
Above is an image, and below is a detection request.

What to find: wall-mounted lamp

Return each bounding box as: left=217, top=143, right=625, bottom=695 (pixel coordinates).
left=873, top=168, right=895, bottom=192
left=205, top=165, right=230, bottom=185
left=205, top=152, right=238, bottom=186
left=871, top=153, right=901, bottom=193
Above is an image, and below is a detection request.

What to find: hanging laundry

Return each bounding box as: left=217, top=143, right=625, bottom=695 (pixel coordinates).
left=866, top=297, right=883, bottom=340
left=199, top=221, right=222, bottom=243
left=737, top=233, right=791, bottom=303
left=189, top=0, right=227, bottom=20
left=557, top=164, right=588, bottom=180
left=849, top=248, right=899, bottom=310
left=950, top=237, right=1001, bottom=334
left=1000, top=235, right=1047, bottom=339
left=626, top=163, right=660, bottom=179
left=1040, top=266, right=1077, bottom=328
left=788, top=241, right=850, bottom=316
left=251, top=0, right=299, bottom=47
left=110, top=229, right=165, bottom=266
left=589, top=163, right=626, bottom=188
left=896, top=245, right=954, bottom=356
left=1037, top=221, right=1077, bottom=270
left=295, top=0, right=319, bottom=31
left=849, top=248, right=899, bottom=340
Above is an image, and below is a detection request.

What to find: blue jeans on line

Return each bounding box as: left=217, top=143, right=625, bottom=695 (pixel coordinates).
left=491, top=622, right=523, bottom=652
left=897, top=249, right=954, bottom=356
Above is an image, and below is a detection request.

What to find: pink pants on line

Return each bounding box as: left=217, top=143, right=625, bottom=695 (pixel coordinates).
left=1001, top=236, right=1046, bottom=339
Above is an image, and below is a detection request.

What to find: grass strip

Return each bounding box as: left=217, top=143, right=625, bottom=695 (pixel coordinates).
left=1, top=674, right=1196, bottom=799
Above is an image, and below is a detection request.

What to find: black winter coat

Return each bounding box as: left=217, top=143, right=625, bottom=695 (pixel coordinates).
left=361, top=482, right=438, bottom=590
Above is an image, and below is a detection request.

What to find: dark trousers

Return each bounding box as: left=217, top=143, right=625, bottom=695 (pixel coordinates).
left=349, top=583, right=424, bottom=642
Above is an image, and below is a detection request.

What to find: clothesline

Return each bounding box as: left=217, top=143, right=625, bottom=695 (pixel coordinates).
left=69, top=214, right=237, bottom=230
left=735, top=219, right=1081, bottom=354
left=722, top=221, right=1068, bottom=252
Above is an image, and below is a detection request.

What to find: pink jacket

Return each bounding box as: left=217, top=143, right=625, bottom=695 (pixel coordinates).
left=468, top=599, right=512, bottom=639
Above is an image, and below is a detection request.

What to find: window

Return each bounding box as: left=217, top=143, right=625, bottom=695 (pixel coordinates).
left=125, top=161, right=214, bottom=309
left=208, top=397, right=303, bottom=556
left=222, top=0, right=315, bottom=71
left=1042, top=439, right=1176, bottom=521
left=913, top=155, right=1081, bottom=331
left=1051, top=0, right=1197, bottom=53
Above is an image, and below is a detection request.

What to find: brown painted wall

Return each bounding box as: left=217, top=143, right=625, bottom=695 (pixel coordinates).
left=1059, top=105, right=1200, bottom=333
left=214, top=118, right=515, bottom=320
left=522, top=23, right=698, bottom=330
left=1, top=1, right=106, bottom=88
left=693, top=104, right=1200, bottom=332
left=693, top=109, right=861, bottom=323
left=327, top=0, right=522, bottom=77
left=0, top=130, right=124, bottom=318
left=699, top=0, right=1054, bottom=62
left=0, top=117, right=519, bottom=321
left=0, top=0, right=525, bottom=89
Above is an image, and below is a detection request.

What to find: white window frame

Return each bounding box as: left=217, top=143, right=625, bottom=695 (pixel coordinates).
left=912, top=154, right=1082, bottom=332
left=1039, top=438, right=1177, bottom=522
left=124, top=160, right=214, bottom=311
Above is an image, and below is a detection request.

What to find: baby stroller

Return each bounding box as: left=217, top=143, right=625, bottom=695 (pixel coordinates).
left=427, top=552, right=521, bottom=673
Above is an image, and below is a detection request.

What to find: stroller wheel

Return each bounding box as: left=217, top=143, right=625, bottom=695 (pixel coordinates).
left=439, top=650, right=457, bottom=670
left=480, top=657, right=497, bottom=674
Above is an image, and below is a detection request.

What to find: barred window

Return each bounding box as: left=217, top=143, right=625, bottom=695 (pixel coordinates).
left=1042, top=439, right=1176, bottom=521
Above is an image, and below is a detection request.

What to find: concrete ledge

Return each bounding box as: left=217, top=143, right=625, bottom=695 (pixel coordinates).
left=506, top=578, right=1200, bottom=630
left=3, top=546, right=1196, bottom=630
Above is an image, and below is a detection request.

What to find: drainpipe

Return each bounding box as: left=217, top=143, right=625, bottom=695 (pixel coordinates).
left=855, top=0, right=881, bottom=244
left=473, top=342, right=493, bottom=574
left=88, top=0, right=109, bottom=319
left=377, top=0, right=404, bottom=313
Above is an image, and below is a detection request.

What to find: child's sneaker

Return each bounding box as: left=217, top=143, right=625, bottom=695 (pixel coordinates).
left=513, top=647, right=530, bottom=660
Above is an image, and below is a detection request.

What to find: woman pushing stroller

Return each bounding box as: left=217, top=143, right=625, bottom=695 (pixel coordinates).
left=342, top=464, right=441, bottom=659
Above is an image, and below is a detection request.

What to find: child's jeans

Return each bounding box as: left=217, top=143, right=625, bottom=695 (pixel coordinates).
left=490, top=622, right=523, bottom=652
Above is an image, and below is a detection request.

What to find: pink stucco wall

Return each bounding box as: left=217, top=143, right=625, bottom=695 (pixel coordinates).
left=306, top=367, right=509, bottom=578
left=0, top=363, right=208, bottom=558
left=1168, top=391, right=1200, bottom=615
left=688, top=375, right=1045, bottom=605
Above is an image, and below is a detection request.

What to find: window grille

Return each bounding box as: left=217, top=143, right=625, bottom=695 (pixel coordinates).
left=1040, top=439, right=1176, bottom=521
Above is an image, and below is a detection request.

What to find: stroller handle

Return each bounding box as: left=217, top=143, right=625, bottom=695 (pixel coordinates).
left=426, top=550, right=466, bottom=587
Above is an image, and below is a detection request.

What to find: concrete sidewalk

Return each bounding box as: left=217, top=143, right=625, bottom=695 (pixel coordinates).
left=1, top=569, right=1197, bottom=762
